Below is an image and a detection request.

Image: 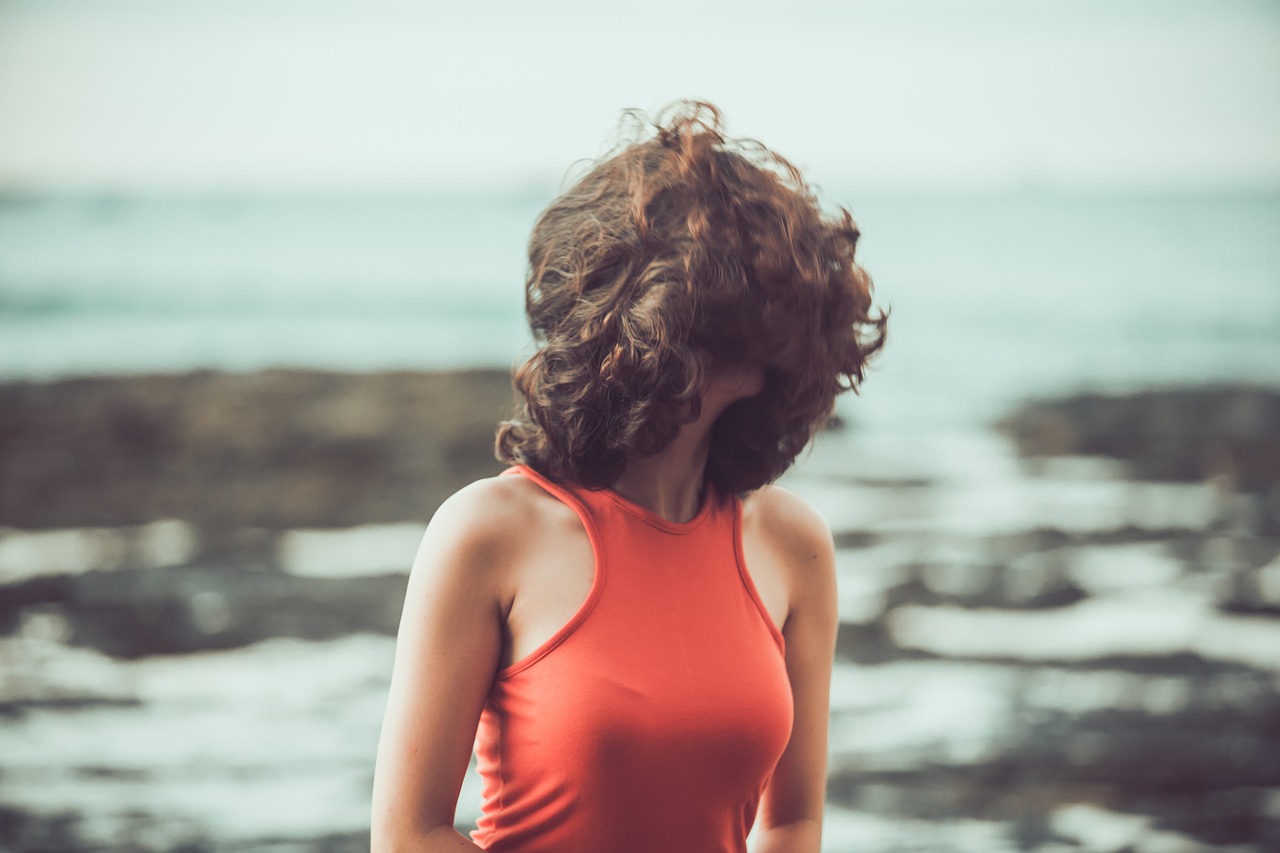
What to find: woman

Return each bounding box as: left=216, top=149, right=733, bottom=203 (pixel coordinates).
left=371, top=100, right=886, bottom=853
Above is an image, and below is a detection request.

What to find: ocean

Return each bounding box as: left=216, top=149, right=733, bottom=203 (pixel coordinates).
left=3, top=190, right=1277, bottom=409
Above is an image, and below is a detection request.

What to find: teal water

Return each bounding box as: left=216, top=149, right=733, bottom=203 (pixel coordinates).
left=2, top=191, right=1277, bottom=419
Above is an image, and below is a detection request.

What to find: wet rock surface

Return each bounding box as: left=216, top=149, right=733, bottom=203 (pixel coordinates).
left=0, top=566, right=408, bottom=663
left=0, top=368, right=513, bottom=530
left=998, top=386, right=1280, bottom=496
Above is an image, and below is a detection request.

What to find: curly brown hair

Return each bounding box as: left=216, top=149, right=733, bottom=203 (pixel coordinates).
left=495, top=99, right=887, bottom=494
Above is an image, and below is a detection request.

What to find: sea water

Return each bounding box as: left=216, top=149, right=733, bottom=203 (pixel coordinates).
left=2, top=190, right=1277, bottom=411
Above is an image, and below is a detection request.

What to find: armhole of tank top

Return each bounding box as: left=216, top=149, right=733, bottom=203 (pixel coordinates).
left=495, top=465, right=606, bottom=680
left=731, top=495, right=786, bottom=654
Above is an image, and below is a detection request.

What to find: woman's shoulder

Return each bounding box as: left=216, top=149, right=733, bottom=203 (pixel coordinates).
left=403, top=469, right=586, bottom=629
left=740, top=482, right=836, bottom=612
left=428, top=469, right=566, bottom=547
left=741, top=483, right=833, bottom=557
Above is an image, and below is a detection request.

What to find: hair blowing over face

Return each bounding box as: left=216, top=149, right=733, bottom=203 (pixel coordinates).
left=495, top=100, right=888, bottom=494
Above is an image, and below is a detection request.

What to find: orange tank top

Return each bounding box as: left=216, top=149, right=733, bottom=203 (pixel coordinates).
left=470, top=464, right=794, bottom=853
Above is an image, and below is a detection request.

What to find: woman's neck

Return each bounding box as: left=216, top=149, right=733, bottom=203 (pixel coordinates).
left=609, top=359, right=761, bottom=523
left=610, top=425, right=713, bottom=524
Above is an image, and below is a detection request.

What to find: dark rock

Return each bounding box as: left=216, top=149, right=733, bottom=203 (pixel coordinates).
left=0, top=806, right=94, bottom=853
left=881, top=563, right=1089, bottom=612
left=0, top=563, right=408, bottom=659
left=997, top=386, right=1280, bottom=495
left=0, top=369, right=515, bottom=529
left=0, top=695, right=143, bottom=720
left=832, top=530, right=882, bottom=550
left=828, top=689, right=1280, bottom=846
left=0, top=804, right=218, bottom=853
left=835, top=620, right=930, bottom=665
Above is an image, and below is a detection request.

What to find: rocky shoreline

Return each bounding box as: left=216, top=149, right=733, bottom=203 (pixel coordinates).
left=998, top=386, right=1280, bottom=533
left=0, top=368, right=515, bottom=532
left=3, top=371, right=1280, bottom=851
left=6, top=372, right=1277, bottom=532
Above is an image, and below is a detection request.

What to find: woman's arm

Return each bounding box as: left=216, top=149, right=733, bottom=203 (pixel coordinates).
left=370, top=478, right=520, bottom=852
left=748, top=487, right=839, bottom=853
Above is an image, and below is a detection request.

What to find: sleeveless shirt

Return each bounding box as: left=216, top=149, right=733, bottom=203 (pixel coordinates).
left=469, top=464, right=794, bottom=853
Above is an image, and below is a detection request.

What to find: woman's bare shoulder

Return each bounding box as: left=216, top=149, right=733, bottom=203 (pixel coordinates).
left=741, top=483, right=836, bottom=612
left=742, top=483, right=833, bottom=558
left=414, top=472, right=565, bottom=580
left=741, top=483, right=837, bottom=649
left=433, top=472, right=555, bottom=527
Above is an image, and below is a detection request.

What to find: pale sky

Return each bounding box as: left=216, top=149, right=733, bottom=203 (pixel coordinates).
left=0, top=0, right=1278, bottom=194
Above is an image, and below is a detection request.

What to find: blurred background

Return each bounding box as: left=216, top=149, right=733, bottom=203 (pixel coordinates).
left=1, top=0, right=1278, bottom=850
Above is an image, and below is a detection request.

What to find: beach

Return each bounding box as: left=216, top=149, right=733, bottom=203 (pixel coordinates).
left=2, top=366, right=1279, bottom=852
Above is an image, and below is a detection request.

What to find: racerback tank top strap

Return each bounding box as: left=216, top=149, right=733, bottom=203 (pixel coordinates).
left=495, top=463, right=783, bottom=661
left=473, top=464, right=793, bottom=853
